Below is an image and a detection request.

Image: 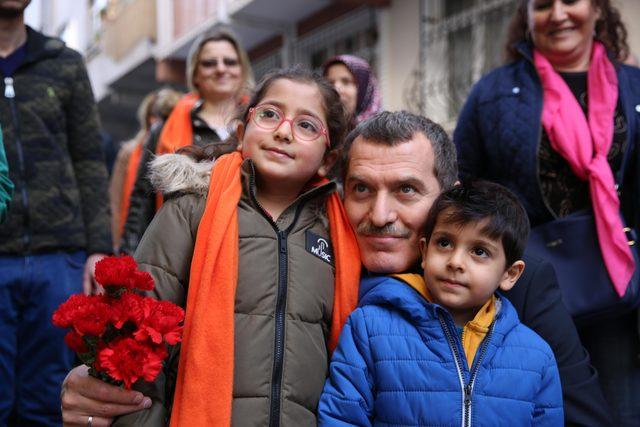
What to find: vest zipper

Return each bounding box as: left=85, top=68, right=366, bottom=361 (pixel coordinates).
left=439, top=312, right=496, bottom=427
left=247, top=170, right=287, bottom=427
left=464, top=321, right=495, bottom=427
left=247, top=165, right=330, bottom=427
left=4, top=76, right=31, bottom=251
left=438, top=314, right=469, bottom=427
left=269, top=228, right=288, bottom=427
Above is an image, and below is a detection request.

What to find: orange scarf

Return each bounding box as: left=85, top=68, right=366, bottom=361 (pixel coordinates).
left=118, top=140, right=144, bottom=237
left=170, top=152, right=361, bottom=426
left=155, top=93, right=199, bottom=156
left=154, top=93, right=199, bottom=211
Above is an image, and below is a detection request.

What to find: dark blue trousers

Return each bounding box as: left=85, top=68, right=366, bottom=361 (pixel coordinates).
left=0, top=251, right=85, bottom=426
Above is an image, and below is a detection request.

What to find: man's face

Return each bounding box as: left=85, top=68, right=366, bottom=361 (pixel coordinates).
left=0, top=0, right=30, bottom=18
left=344, top=134, right=441, bottom=273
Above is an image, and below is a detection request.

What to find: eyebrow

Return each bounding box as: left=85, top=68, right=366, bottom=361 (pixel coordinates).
left=471, top=237, right=500, bottom=251
left=259, top=100, right=324, bottom=121
left=199, top=56, right=239, bottom=62
left=432, top=227, right=501, bottom=251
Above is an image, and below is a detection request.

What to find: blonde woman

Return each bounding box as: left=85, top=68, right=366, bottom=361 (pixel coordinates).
left=121, top=28, right=253, bottom=254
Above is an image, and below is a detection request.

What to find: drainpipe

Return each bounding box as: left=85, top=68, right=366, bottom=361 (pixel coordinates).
left=218, top=0, right=228, bottom=24
left=419, top=0, right=429, bottom=115
left=281, top=24, right=297, bottom=67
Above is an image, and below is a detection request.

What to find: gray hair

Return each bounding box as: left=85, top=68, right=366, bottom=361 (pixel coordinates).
left=185, top=26, right=254, bottom=95
left=340, top=111, right=458, bottom=191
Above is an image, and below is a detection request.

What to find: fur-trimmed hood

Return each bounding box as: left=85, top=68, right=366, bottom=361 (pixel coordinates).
left=148, top=153, right=331, bottom=227
left=148, top=153, right=213, bottom=196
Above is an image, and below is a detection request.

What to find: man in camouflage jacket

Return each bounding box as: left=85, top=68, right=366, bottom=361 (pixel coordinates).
left=0, top=1, right=111, bottom=425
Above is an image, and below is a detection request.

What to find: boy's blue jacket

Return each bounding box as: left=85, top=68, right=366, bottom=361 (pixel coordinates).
left=318, top=275, right=563, bottom=426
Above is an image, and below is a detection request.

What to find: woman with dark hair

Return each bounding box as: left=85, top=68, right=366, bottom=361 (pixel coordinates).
left=120, top=27, right=253, bottom=254
left=323, top=54, right=381, bottom=127
left=454, top=1, right=640, bottom=425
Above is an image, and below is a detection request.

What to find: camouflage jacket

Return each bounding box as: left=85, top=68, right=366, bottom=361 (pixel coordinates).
left=0, top=26, right=111, bottom=255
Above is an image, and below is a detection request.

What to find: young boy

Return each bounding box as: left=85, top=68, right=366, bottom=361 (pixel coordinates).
left=318, top=180, right=563, bottom=426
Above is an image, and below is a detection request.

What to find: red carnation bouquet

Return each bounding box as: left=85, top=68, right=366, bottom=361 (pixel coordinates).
left=52, top=256, right=184, bottom=389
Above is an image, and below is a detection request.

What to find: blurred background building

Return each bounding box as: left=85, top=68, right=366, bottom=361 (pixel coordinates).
left=25, top=0, right=640, bottom=140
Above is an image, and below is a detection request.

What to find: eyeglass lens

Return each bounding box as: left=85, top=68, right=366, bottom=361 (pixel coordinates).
left=253, top=105, right=324, bottom=141
left=199, top=58, right=239, bottom=68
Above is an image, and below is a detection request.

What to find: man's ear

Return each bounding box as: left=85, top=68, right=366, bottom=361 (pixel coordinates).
left=235, top=122, right=245, bottom=152
left=453, top=180, right=461, bottom=187
left=317, top=150, right=338, bottom=178
left=498, top=260, right=525, bottom=292
left=419, top=237, right=428, bottom=270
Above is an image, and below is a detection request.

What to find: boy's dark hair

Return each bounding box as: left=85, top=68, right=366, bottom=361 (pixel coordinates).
left=179, top=66, right=348, bottom=162
left=423, top=180, right=530, bottom=268
left=339, top=111, right=458, bottom=191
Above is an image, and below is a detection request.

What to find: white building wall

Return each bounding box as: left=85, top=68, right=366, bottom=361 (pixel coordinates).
left=25, top=0, right=91, bottom=53
left=619, top=0, right=640, bottom=62
left=377, top=0, right=421, bottom=112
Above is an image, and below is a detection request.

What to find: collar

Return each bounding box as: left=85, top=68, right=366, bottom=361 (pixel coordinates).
left=390, top=273, right=497, bottom=331
left=241, top=158, right=336, bottom=224
left=23, top=26, right=64, bottom=67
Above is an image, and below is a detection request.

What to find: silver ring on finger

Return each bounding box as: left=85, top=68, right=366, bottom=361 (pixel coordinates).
left=87, top=415, right=93, bottom=427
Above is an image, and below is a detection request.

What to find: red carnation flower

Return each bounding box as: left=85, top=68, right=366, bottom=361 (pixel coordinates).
left=53, top=294, right=113, bottom=337
left=135, top=300, right=185, bottom=345
left=64, top=331, right=89, bottom=354
left=94, top=256, right=137, bottom=288
left=71, top=297, right=114, bottom=337
left=125, top=270, right=154, bottom=291
left=110, top=292, right=145, bottom=329
left=96, top=337, right=166, bottom=389
left=52, top=294, right=93, bottom=328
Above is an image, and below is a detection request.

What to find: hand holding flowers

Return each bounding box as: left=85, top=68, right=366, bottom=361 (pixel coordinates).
left=53, top=256, right=184, bottom=389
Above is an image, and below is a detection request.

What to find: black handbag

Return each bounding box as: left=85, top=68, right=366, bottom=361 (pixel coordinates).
left=524, top=208, right=640, bottom=324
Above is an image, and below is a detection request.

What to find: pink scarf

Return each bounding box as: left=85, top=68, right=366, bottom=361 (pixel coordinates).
left=534, top=41, right=634, bottom=297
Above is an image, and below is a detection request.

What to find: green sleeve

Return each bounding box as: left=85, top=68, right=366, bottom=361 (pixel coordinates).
left=0, top=129, right=14, bottom=223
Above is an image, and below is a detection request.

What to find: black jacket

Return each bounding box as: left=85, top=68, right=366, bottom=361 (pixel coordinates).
left=505, top=254, right=613, bottom=426
left=0, top=26, right=111, bottom=254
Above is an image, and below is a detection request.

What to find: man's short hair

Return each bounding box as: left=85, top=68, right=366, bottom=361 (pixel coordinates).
left=340, top=111, right=458, bottom=191
left=422, top=180, right=531, bottom=268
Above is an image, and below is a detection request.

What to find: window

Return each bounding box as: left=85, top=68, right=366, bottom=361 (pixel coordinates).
left=421, top=0, right=517, bottom=127
left=250, top=7, right=378, bottom=81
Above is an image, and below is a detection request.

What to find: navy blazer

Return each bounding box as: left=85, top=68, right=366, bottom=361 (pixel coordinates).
left=454, top=43, right=640, bottom=228
left=453, top=42, right=634, bottom=425
left=505, top=255, right=613, bottom=426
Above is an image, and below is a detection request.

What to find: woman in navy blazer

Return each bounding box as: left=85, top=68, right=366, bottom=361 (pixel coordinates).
left=454, top=1, right=640, bottom=425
